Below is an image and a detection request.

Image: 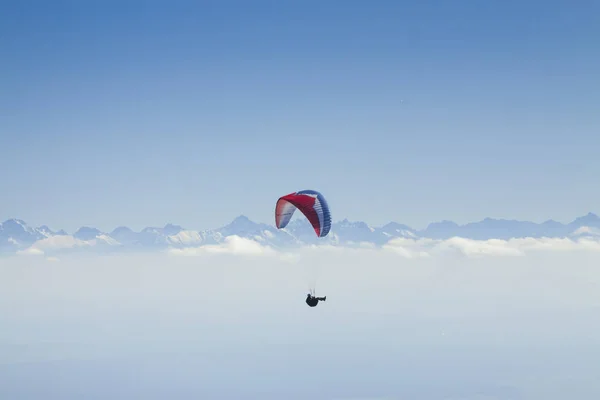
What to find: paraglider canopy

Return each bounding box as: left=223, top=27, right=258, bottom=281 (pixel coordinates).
left=275, top=189, right=331, bottom=237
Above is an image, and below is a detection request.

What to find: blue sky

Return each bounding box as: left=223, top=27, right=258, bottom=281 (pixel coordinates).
left=2, top=0, right=599, bottom=233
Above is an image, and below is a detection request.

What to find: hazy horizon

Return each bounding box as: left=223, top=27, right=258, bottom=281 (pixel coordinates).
left=3, top=209, right=600, bottom=235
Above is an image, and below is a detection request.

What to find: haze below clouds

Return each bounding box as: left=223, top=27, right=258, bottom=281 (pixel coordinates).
left=1, top=246, right=599, bottom=399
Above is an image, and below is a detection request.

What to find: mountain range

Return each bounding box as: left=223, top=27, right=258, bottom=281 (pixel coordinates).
left=2, top=213, right=600, bottom=256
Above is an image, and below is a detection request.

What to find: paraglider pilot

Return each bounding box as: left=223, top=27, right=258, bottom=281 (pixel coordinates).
left=306, top=293, right=326, bottom=307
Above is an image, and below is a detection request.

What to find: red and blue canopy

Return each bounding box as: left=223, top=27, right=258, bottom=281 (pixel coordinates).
left=275, top=189, right=331, bottom=238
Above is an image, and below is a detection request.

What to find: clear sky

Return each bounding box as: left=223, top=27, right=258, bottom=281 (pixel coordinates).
left=2, top=0, right=599, bottom=233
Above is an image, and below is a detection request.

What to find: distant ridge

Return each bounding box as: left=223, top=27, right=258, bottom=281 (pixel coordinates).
left=2, top=213, right=599, bottom=255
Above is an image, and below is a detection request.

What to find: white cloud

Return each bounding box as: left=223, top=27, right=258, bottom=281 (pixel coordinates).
left=15, top=234, right=123, bottom=256
left=16, top=247, right=45, bottom=256
left=163, top=234, right=600, bottom=261
left=15, top=248, right=60, bottom=263
left=168, top=235, right=276, bottom=257
left=382, top=236, right=600, bottom=258
left=15, top=231, right=600, bottom=262
left=572, top=226, right=600, bottom=237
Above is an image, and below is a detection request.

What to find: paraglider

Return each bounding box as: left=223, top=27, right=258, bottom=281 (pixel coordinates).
left=275, top=189, right=331, bottom=307
left=306, top=293, right=326, bottom=307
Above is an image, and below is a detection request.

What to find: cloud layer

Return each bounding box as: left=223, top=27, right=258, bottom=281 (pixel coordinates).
left=3, top=235, right=600, bottom=399
left=383, top=235, right=600, bottom=258
left=160, top=234, right=600, bottom=260
left=167, top=235, right=275, bottom=256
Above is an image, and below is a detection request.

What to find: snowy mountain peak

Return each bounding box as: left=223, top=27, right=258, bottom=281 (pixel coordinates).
left=228, top=215, right=257, bottom=227
left=1, top=218, right=45, bottom=244
left=36, top=225, right=56, bottom=237
left=3, top=218, right=27, bottom=225
left=220, top=215, right=265, bottom=234
left=2, top=212, right=600, bottom=255
left=427, top=220, right=460, bottom=228
left=570, top=212, right=600, bottom=227
left=163, top=223, right=184, bottom=236
left=542, top=219, right=561, bottom=226
left=111, top=226, right=133, bottom=235
left=378, top=222, right=417, bottom=238
left=2, top=218, right=36, bottom=233
left=336, top=219, right=370, bottom=229
left=381, top=221, right=413, bottom=230
left=74, top=227, right=103, bottom=241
